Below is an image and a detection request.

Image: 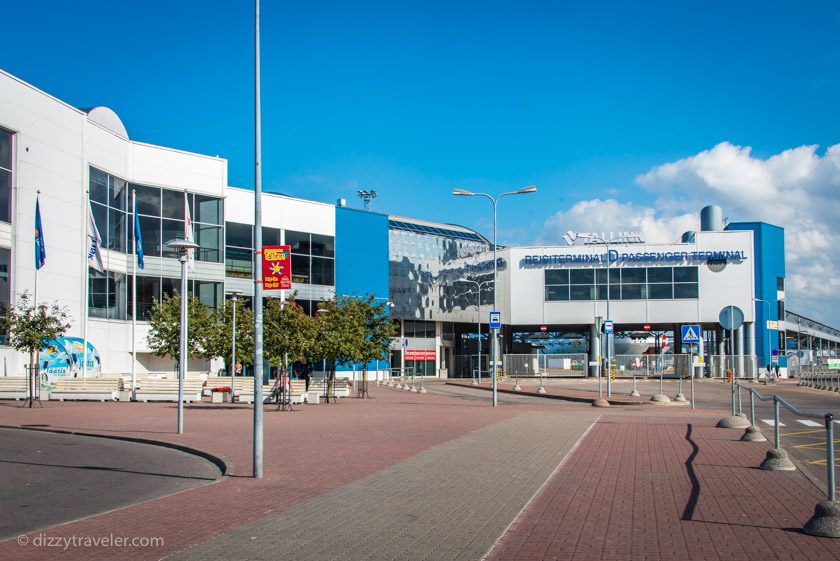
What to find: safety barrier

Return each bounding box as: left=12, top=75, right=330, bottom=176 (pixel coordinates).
left=733, top=383, right=839, bottom=537
left=798, top=371, right=840, bottom=391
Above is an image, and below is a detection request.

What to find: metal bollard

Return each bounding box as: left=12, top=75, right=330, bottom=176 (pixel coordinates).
left=828, top=414, right=836, bottom=502
left=741, top=389, right=766, bottom=442
left=758, top=396, right=795, bottom=470
left=630, top=376, right=640, bottom=397
left=737, top=384, right=743, bottom=416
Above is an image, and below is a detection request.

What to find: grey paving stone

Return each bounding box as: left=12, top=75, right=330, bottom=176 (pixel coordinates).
left=169, top=411, right=598, bottom=561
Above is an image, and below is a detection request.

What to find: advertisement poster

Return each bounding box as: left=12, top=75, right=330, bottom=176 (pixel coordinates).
left=262, top=245, right=292, bottom=290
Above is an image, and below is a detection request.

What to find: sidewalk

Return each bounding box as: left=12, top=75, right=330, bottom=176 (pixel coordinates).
left=487, top=414, right=839, bottom=561
left=0, top=385, right=837, bottom=560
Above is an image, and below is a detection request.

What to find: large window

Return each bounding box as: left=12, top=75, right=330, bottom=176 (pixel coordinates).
left=89, top=269, right=222, bottom=320
left=0, top=128, right=12, bottom=223
left=545, top=266, right=699, bottom=301
left=287, top=230, right=335, bottom=286
left=90, top=167, right=223, bottom=262
left=223, top=222, right=282, bottom=279
left=0, top=248, right=10, bottom=344
left=402, top=320, right=435, bottom=338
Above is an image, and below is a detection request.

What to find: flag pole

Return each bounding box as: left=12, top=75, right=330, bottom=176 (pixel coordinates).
left=33, top=191, right=41, bottom=399
left=131, top=189, right=137, bottom=398
left=82, top=189, right=90, bottom=380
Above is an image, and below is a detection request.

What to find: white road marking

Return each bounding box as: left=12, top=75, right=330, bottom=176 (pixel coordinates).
left=762, top=419, right=786, bottom=427
left=797, top=420, right=823, bottom=428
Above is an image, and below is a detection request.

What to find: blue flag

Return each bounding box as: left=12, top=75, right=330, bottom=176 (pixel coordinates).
left=133, top=198, right=144, bottom=269
left=35, top=198, right=46, bottom=270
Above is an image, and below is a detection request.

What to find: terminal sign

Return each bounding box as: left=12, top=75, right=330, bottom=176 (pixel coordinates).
left=603, top=320, right=614, bottom=334
left=262, top=245, right=292, bottom=291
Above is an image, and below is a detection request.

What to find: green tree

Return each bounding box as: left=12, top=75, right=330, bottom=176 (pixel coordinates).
left=263, top=296, right=317, bottom=372
left=204, top=298, right=254, bottom=374
left=353, top=296, right=396, bottom=396
left=4, top=291, right=71, bottom=406
left=146, top=294, right=214, bottom=367
left=313, top=295, right=395, bottom=399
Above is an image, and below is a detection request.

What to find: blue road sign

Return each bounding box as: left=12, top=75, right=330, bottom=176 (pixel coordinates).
left=489, top=311, right=501, bottom=329
left=603, top=320, right=614, bottom=334
left=719, top=305, right=744, bottom=331
left=681, top=324, right=701, bottom=343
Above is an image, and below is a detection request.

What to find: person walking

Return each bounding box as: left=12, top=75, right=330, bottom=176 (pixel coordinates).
left=295, top=357, right=312, bottom=392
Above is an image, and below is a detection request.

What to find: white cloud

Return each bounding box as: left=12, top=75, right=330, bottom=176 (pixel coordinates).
left=540, top=141, right=840, bottom=324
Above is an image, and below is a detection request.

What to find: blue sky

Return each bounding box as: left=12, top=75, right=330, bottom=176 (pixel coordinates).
left=4, top=1, right=840, bottom=321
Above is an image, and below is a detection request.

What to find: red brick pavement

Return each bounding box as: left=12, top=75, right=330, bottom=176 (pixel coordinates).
left=487, top=415, right=840, bottom=561
left=0, top=386, right=538, bottom=561
left=448, top=379, right=677, bottom=405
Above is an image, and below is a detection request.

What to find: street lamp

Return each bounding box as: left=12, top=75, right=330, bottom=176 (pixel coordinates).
left=452, top=185, right=537, bottom=407
left=454, top=280, right=493, bottom=384
left=229, top=290, right=242, bottom=401
left=588, top=237, right=613, bottom=398
left=165, top=238, right=200, bottom=434
left=754, top=298, right=771, bottom=378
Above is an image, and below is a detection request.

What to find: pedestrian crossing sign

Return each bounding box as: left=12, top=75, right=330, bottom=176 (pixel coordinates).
left=681, top=324, right=701, bottom=343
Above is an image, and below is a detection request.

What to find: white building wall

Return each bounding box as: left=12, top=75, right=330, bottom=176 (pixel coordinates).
left=224, top=187, right=336, bottom=301
left=0, top=70, right=226, bottom=375
left=508, top=230, right=755, bottom=327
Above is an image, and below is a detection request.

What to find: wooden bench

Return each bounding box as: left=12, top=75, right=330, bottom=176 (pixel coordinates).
left=134, top=379, right=205, bottom=402
left=49, top=378, right=123, bottom=402
left=205, top=376, right=256, bottom=397
left=238, top=384, right=275, bottom=404
left=308, top=377, right=351, bottom=398
left=0, top=377, right=29, bottom=400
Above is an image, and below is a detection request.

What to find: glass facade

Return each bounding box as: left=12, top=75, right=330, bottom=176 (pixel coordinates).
left=0, top=248, right=9, bottom=344
left=90, top=167, right=224, bottom=263
left=545, top=266, right=699, bottom=301
left=389, top=221, right=491, bottom=322
left=224, top=222, right=335, bottom=287
left=0, top=128, right=11, bottom=223
left=88, top=268, right=223, bottom=320
left=288, top=230, right=334, bottom=286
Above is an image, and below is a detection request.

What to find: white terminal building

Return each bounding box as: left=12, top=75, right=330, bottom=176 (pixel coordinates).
left=0, top=68, right=836, bottom=381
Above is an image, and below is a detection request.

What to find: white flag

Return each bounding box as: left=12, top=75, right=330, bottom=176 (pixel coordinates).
left=184, top=191, right=195, bottom=271
left=87, top=202, right=104, bottom=273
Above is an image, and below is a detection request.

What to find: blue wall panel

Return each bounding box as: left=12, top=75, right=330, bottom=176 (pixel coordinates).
left=335, top=206, right=390, bottom=299
left=727, top=222, right=785, bottom=367
left=334, top=207, right=391, bottom=372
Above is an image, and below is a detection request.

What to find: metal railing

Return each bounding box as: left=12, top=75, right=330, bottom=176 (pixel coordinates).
left=798, top=371, right=840, bottom=391
left=503, top=354, right=587, bottom=378
left=735, top=383, right=837, bottom=536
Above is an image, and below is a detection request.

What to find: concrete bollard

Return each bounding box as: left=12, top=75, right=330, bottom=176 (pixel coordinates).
left=592, top=398, right=610, bottom=407
left=716, top=414, right=750, bottom=428
left=760, top=448, right=796, bottom=471
left=650, top=393, right=671, bottom=403
left=740, top=425, right=767, bottom=442
left=804, top=500, right=840, bottom=538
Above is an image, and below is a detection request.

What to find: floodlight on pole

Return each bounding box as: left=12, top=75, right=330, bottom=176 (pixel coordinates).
left=451, top=185, right=537, bottom=407
left=165, top=238, right=200, bottom=435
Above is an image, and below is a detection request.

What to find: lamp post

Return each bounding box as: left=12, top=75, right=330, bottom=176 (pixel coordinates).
left=588, top=237, right=613, bottom=397
left=455, top=280, right=493, bottom=384
left=453, top=185, right=537, bottom=407
left=165, top=238, right=200, bottom=434
left=229, top=290, right=241, bottom=401
left=755, top=298, right=771, bottom=377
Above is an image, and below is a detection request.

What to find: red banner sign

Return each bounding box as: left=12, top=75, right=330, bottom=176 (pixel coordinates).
left=405, top=349, right=436, bottom=361
left=262, top=245, right=292, bottom=290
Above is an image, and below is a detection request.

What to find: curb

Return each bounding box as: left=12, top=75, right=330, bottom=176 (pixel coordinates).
left=0, top=424, right=230, bottom=476
left=445, top=382, right=688, bottom=407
